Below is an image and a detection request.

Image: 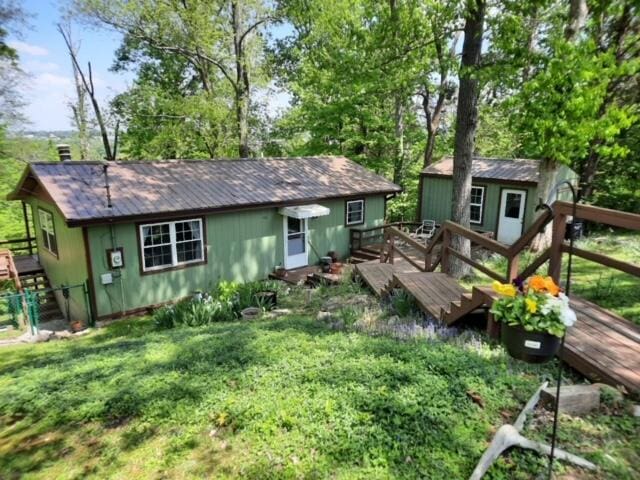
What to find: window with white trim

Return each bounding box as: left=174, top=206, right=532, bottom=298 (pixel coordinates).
left=470, top=186, right=485, bottom=224
left=140, top=219, right=204, bottom=271
left=346, top=199, right=365, bottom=225
left=38, top=209, right=58, bottom=256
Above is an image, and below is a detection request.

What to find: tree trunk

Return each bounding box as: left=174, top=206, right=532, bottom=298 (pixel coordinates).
left=422, top=87, right=446, bottom=168
left=450, top=0, right=485, bottom=279
left=578, top=141, right=602, bottom=201
left=393, top=94, right=405, bottom=186
left=232, top=0, right=251, bottom=157
left=564, top=0, right=588, bottom=41
left=530, top=158, right=558, bottom=251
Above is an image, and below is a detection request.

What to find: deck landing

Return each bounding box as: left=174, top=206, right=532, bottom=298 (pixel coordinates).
left=565, top=297, right=640, bottom=395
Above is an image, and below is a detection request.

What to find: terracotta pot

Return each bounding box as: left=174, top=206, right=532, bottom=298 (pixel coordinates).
left=501, top=323, right=561, bottom=364
left=70, top=321, right=85, bottom=333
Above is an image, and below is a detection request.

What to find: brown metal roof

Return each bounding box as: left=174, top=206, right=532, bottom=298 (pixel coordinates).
left=422, top=157, right=540, bottom=184
left=10, top=156, right=401, bottom=226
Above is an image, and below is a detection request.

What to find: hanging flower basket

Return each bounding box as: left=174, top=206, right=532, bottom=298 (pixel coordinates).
left=491, top=276, right=576, bottom=364
left=501, top=323, right=561, bottom=363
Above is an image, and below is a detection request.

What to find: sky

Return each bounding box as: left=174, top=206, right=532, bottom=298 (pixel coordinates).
left=8, top=0, right=132, bottom=132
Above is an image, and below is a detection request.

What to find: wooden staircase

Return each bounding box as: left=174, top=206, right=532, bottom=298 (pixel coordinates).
left=19, top=271, right=65, bottom=322
left=350, top=246, right=381, bottom=264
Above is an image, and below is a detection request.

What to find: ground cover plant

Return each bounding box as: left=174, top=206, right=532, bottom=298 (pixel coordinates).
left=0, top=281, right=637, bottom=479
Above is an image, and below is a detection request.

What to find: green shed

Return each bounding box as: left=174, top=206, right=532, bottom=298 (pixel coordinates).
left=418, top=157, right=577, bottom=244
left=8, top=156, right=400, bottom=321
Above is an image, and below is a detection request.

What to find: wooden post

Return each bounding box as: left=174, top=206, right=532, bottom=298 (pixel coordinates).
left=506, top=255, right=519, bottom=282
left=548, top=213, right=567, bottom=283
left=389, top=231, right=395, bottom=265
left=441, top=228, right=450, bottom=274
left=22, top=202, right=33, bottom=255
left=380, top=228, right=389, bottom=263
left=486, top=311, right=500, bottom=339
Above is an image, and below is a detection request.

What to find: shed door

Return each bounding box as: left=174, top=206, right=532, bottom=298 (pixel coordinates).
left=284, top=216, right=308, bottom=269
left=497, top=189, right=526, bottom=244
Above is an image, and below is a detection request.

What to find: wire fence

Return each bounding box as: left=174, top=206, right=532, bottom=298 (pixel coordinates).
left=0, top=282, right=92, bottom=334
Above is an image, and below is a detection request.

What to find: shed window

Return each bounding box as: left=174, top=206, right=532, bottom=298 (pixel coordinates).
left=346, top=199, right=365, bottom=225
left=470, top=186, right=485, bottom=224
left=140, top=219, right=204, bottom=272
left=38, top=209, right=58, bottom=256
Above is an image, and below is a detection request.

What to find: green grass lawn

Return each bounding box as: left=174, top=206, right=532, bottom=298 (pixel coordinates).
left=464, top=231, right=640, bottom=325
left=0, top=285, right=638, bottom=479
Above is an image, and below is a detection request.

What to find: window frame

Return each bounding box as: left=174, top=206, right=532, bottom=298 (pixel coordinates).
left=138, top=217, right=206, bottom=274
left=38, top=207, right=59, bottom=257
left=470, top=185, right=486, bottom=225
left=345, top=199, right=365, bottom=226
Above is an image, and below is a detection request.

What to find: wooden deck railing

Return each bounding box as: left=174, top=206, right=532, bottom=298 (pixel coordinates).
left=380, top=201, right=640, bottom=284
left=0, top=249, right=22, bottom=290
left=349, top=221, right=422, bottom=253
left=0, top=237, right=36, bottom=256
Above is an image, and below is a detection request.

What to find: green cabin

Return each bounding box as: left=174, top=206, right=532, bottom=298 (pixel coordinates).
left=8, top=156, right=400, bottom=322
left=418, top=157, right=577, bottom=244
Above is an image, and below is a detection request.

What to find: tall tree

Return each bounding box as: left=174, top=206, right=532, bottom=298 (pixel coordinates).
left=450, top=0, right=485, bottom=278
left=75, top=0, right=273, bottom=157
left=60, top=22, right=90, bottom=160
left=59, top=23, right=116, bottom=160
left=0, top=0, right=27, bottom=130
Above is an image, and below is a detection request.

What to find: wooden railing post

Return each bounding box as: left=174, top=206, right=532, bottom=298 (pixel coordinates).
left=22, top=202, right=33, bottom=256
left=548, top=213, right=567, bottom=283
left=441, top=228, right=451, bottom=274
left=506, top=255, right=519, bottom=283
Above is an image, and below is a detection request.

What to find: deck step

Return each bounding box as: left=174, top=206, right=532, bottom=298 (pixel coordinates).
left=349, top=256, right=373, bottom=264
left=393, top=272, right=468, bottom=319
left=351, top=249, right=379, bottom=261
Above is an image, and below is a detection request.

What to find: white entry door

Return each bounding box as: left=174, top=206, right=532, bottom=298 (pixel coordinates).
left=284, top=216, right=308, bottom=269
left=497, top=189, right=526, bottom=244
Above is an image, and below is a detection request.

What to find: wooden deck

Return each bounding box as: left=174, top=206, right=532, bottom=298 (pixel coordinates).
left=14, top=255, right=43, bottom=276
left=564, top=297, right=640, bottom=395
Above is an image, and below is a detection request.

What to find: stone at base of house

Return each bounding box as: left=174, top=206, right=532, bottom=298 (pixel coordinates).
left=540, top=384, right=601, bottom=416
left=632, top=405, right=640, bottom=417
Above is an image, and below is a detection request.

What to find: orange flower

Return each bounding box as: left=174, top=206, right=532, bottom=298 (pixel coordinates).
left=528, top=275, right=547, bottom=293
left=527, top=275, right=560, bottom=296
left=543, top=276, right=560, bottom=296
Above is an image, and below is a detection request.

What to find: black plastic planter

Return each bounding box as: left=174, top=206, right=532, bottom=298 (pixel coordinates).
left=501, top=323, right=561, bottom=364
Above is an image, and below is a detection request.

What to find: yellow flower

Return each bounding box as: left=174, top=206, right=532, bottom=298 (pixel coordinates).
left=492, top=281, right=517, bottom=297
left=525, top=298, right=538, bottom=314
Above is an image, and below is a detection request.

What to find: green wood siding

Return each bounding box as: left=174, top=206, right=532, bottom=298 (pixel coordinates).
left=421, top=177, right=538, bottom=234
left=27, top=198, right=89, bottom=322
left=87, top=196, right=386, bottom=318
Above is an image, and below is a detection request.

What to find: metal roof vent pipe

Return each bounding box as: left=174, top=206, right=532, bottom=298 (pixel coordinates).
left=56, top=144, right=72, bottom=162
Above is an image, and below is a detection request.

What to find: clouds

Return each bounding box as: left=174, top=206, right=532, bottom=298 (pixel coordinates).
left=8, top=40, right=49, bottom=57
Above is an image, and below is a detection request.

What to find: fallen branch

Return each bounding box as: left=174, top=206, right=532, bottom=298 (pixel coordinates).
left=469, top=382, right=596, bottom=480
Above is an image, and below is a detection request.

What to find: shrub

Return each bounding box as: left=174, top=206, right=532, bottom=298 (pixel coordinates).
left=152, top=280, right=284, bottom=329
left=152, top=305, right=176, bottom=330
left=390, top=289, right=417, bottom=317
